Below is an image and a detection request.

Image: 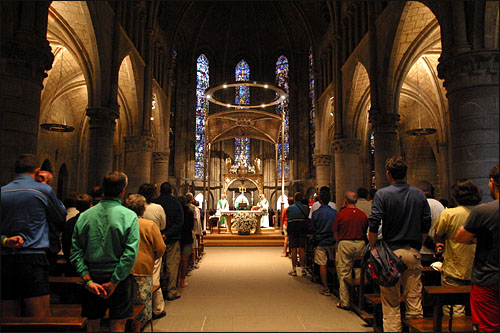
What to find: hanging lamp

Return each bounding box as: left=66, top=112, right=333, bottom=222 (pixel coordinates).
left=40, top=47, right=75, bottom=133
left=406, top=57, right=436, bottom=136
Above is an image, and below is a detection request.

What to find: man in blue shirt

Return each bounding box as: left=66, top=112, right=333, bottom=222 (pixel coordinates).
left=1, top=154, right=66, bottom=317
left=368, top=156, right=431, bottom=332
left=286, top=192, right=309, bottom=276
left=311, top=190, right=337, bottom=296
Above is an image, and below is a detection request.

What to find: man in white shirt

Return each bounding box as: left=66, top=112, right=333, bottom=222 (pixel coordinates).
left=309, top=186, right=337, bottom=219
left=417, top=180, right=445, bottom=266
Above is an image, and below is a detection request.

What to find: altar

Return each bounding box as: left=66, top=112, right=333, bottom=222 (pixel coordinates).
left=221, top=210, right=265, bottom=234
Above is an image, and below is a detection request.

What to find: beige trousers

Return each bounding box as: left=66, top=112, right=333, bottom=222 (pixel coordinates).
left=165, top=241, right=180, bottom=298
left=380, top=246, right=423, bottom=332
left=152, top=257, right=165, bottom=314
left=336, top=240, right=365, bottom=307
left=441, top=274, right=469, bottom=317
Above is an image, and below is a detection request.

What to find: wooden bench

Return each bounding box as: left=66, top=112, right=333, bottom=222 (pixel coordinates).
left=364, top=293, right=405, bottom=332
left=0, top=315, right=87, bottom=332
left=49, top=276, right=84, bottom=304
left=344, top=256, right=368, bottom=316
left=403, top=285, right=471, bottom=332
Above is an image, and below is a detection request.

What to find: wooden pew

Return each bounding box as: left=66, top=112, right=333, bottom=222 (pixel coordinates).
left=344, top=256, right=372, bottom=320
left=0, top=315, right=87, bottom=332
left=404, top=285, right=471, bottom=332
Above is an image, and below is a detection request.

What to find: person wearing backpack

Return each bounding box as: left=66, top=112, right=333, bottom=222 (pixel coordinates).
left=368, top=156, right=431, bottom=332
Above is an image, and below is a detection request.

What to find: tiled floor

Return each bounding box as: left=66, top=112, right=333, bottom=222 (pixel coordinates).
left=149, top=247, right=372, bottom=332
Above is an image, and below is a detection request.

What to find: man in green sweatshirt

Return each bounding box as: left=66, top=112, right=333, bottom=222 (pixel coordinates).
left=71, top=171, right=139, bottom=332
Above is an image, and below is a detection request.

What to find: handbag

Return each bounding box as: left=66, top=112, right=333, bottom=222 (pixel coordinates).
left=363, top=240, right=408, bottom=287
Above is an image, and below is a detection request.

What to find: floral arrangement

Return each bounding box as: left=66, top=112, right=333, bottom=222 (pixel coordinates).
left=231, top=213, right=257, bottom=234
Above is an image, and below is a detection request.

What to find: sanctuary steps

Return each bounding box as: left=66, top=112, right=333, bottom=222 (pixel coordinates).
left=204, top=229, right=284, bottom=247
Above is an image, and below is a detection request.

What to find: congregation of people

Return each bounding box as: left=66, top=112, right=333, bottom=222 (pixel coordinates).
left=281, top=156, right=499, bottom=332
left=1, top=153, right=498, bottom=332
left=1, top=154, right=203, bottom=332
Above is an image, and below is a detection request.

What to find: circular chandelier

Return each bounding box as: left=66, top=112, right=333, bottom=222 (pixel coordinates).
left=204, top=81, right=287, bottom=109
left=406, top=128, right=436, bottom=136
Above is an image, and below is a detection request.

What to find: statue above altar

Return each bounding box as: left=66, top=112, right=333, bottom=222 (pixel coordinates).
left=225, top=156, right=262, bottom=175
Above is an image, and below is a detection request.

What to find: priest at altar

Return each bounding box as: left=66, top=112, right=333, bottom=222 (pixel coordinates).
left=257, top=194, right=269, bottom=227
left=217, top=193, right=229, bottom=226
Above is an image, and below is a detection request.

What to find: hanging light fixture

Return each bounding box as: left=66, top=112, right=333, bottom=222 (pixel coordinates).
left=40, top=47, right=74, bottom=133
left=406, top=57, right=436, bottom=136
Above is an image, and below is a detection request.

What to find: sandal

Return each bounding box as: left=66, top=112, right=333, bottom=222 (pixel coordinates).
left=336, top=303, right=351, bottom=310
left=319, top=288, right=331, bottom=296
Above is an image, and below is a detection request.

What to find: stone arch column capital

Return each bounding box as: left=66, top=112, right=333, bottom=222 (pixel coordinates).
left=86, top=106, right=119, bottom=130
left=124, top=136, right=154, bottom=153
left=437, top=50, right=499, bottom=95
left=313, top=154, right=332, bottom=166
left=368, top=109, right=400, bottom=132
left=332, top=138, right=361, bottom=154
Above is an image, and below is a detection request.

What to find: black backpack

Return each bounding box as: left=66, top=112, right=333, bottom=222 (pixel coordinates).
left=363, top=240, right=407, bottom=287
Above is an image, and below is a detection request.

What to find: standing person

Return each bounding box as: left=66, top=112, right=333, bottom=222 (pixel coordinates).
left=368, top=156, right=431, bottom=332
left=217, top=193, right=229, bottom=227
left=417, top=180, right=445, bottom=266
left=433, top=180, right=482, bottom=317
left=70, top=171, right=139, bottom=333
left=124, top=194, right=166, bottom=332
left=177, top=196, right=194, bottom=288
left=281, top=197, right=294, bottom=257
left=309, top=186, right=337, bottom=219
left=258, top=194, right=270, bottom=228
left=1, top=154, right=66, bottom=317
left=355, top=187, right=372, bottom=217
left=153, top=182, right=184, bottom=301
left=286, top=192, right=309, bottom=277
left=137, top=183, right=167, bottom=319
left=62, top=194, right=92, bottom=264
left=456, top=165, right=499, bottom=332
left=90, top=186, right=104, bottom=206
left=333, top=191, right=368, bottom=309
left=311, top=191, right=338, bottom=296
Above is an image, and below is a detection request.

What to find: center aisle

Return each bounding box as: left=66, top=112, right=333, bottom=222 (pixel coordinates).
left=151, top=247, right=372, bottom=332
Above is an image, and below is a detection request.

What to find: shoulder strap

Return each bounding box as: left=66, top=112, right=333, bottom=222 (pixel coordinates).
left=297, top=205, right=308, bottom=219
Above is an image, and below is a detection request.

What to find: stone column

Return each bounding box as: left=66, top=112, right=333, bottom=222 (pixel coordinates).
left=437, top=50, right=499, bottom=202
left=0, top=2, right=53, bottom=184
left=332, top=138, right=362, bottom=208
left=368, top=110, right=399, bottom=189
left=86, top=107, right=119, bottom=189
left=152, top=151, right=169, bottom=187
left=314, top=154, right=332, bottom=190
left=124, top=135, right=154, bottom=193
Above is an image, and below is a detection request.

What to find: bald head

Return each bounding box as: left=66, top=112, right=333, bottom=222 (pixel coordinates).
left=36, top=170, right=53, bottom=186
left=344, top=191, right=357, bottom=205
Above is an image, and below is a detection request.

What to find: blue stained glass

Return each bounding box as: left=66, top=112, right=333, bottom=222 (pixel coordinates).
left=195, top=54, right=209, bottom=179
left=276, top=55, right=289, bottom=178
left=309, top=46, right=316, bottom=175
left=234, top=60, right=250, bottom=165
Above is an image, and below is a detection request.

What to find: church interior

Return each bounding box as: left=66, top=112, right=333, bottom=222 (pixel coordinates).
left=1, top=1, right=498, bottom=208
left=0, top=1, right=499, bottom=332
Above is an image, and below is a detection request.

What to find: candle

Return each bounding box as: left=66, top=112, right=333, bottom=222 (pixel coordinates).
left=251, top=192, right=254, bottom=204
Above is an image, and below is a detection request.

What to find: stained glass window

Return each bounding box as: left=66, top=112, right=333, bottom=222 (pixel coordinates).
left=195, top=54, right=209, bottom=179
left=276, top=55, right=289, bottom=178
left=309, top=46, right=316, bottom=176
left=169, top=49, right=177, bottom=176
left=234, top=60, right=250, bottom=166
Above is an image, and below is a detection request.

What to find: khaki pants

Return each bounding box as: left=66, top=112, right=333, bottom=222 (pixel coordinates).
left=152, top=257, right=165, bottom=314
left=336, top=240, right=365, bottom=307
left=441, top=274, right=469, bottom=317
left=165, top=241, right=180, bottom=298
left=380, top=246, right=423, bottom=332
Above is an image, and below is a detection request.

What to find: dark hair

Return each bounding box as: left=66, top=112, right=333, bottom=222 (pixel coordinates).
left=102, top=171, right=128, bottom=197
left=91, top=186, right=103, bottom=198
left=75, top=194, right=92, bottom=212
left=177, top=195, right=187, bottom=206
left=319, top=191, right=330, bottom=205
left=344, top=192, right=357, bottom=204
left=15, top=154, right=38, bottom=174
left=288, top=197, right=294, bottom=205
left=294, top=192, right=304, bottom=203
left=385, top=156, right=407, bottom=180
left=452, top=180, right=482, bottom=206
left=439, top=199, right=448, bottom=208
left=125, top=194, right=146, bottom=216
left=319, top=186, right=330, bottom=193
left=490, top=165, right=500, bottom=189
left=369, top=188, right=377, bottom=200
left=138, top=183, right=156, bottom=203
left=63, top=192, right=78, bottom=208
left=160, top=182, right=172, bottom=195
left=186, top=192, right=194, bottom=202
left=357, top=187, right=368, bottom=199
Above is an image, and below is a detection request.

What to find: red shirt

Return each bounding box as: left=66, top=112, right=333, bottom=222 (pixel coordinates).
left=332, top=207, right=368, bottom=241
left=282, top=207, right=288, bottom=226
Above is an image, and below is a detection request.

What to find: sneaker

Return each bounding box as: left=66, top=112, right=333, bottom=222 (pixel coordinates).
left=320, top=288, right=331, bottom=296
left=288, top=269, right=297, bottom=276
left=301, top=269, right=308, bottom=276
